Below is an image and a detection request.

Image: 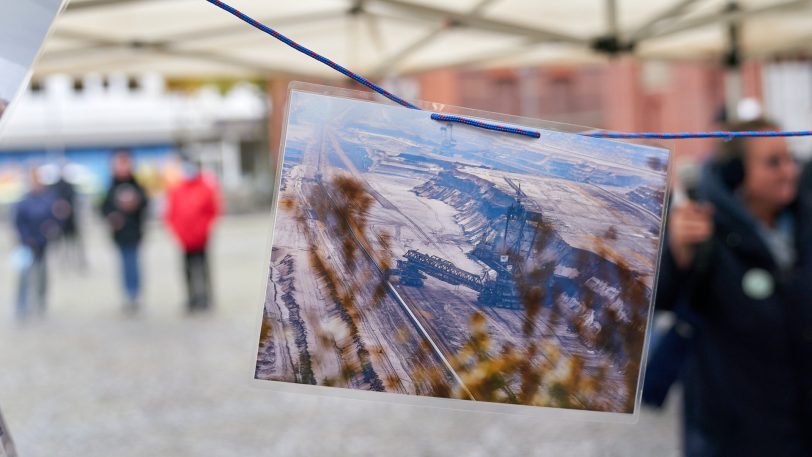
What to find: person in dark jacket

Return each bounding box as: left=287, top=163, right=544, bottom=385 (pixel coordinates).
left=52, top=165, right=86, bottom=270
left=165, top=159, right=221, bottom=312
left=101, top=150, right=149, bottom=314
left=13, top=168, right=59, bottom=320
left=656, top=119, right=812, bottom=456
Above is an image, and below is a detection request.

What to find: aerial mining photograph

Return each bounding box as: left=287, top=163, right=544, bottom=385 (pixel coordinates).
left=255, top=89, right=669, bottom=414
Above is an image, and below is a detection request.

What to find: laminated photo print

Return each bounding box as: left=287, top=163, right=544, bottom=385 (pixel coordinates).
left=0, top=0, right=66, bottom=133
left=0, top=408, right=16, bottom=457
left=255, top=82, right=670, bottom=419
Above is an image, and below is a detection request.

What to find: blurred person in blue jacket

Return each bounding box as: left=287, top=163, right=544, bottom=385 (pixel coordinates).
left=101, top=150, right=149, bottom=314
left=13, top=167, right=60, bottom=321
left=653, top=119, right=812, bottom=456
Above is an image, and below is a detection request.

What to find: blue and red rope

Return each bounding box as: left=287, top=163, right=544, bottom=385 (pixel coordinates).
left=205, top=0, right=418, bottom=110
left=204, top=0, right=812, bottom=142
left=430, top=114, right=541, bottom=138
left=585, top=130, right=812, bottom=140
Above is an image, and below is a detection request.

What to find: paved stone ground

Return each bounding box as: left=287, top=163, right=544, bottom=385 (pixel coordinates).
left=0, top=213, right=680, bottom=457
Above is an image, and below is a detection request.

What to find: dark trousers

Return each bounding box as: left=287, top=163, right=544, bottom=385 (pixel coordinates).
left=184, top=249, right=211, bottom=312
left=16, top=248, right=47, bottom=320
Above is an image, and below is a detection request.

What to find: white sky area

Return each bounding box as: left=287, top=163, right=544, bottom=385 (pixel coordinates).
left=0, top=0, right=63, bottom=116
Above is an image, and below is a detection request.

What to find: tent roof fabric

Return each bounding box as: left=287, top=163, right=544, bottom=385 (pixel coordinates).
left=36, top=0, right=812, bottom=78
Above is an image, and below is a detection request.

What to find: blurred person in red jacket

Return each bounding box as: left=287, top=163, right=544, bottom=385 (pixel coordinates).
left=165, top=158, right=221, bottom=313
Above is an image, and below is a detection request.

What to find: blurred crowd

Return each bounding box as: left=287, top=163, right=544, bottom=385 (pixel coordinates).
left=10, top=149, right=221, bottom=321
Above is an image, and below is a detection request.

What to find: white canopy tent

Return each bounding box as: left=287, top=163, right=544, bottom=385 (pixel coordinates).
left=35, top=0, right=812, bottom=79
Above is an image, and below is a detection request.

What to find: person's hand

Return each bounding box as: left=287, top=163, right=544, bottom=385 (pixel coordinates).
left=668, top=202, right=714, bottom=270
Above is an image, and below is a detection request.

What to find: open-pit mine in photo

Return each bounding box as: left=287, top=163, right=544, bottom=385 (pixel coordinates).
left=255, top=86, right=670, bottom=415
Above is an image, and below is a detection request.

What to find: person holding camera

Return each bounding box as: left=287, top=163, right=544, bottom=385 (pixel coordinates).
left=654, top=119, right=812, bottom=456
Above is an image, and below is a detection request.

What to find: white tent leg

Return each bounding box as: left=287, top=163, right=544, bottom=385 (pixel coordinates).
left=606, top=0, right=619, bottom=36
left=725, top=68, right=742, bottom=123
